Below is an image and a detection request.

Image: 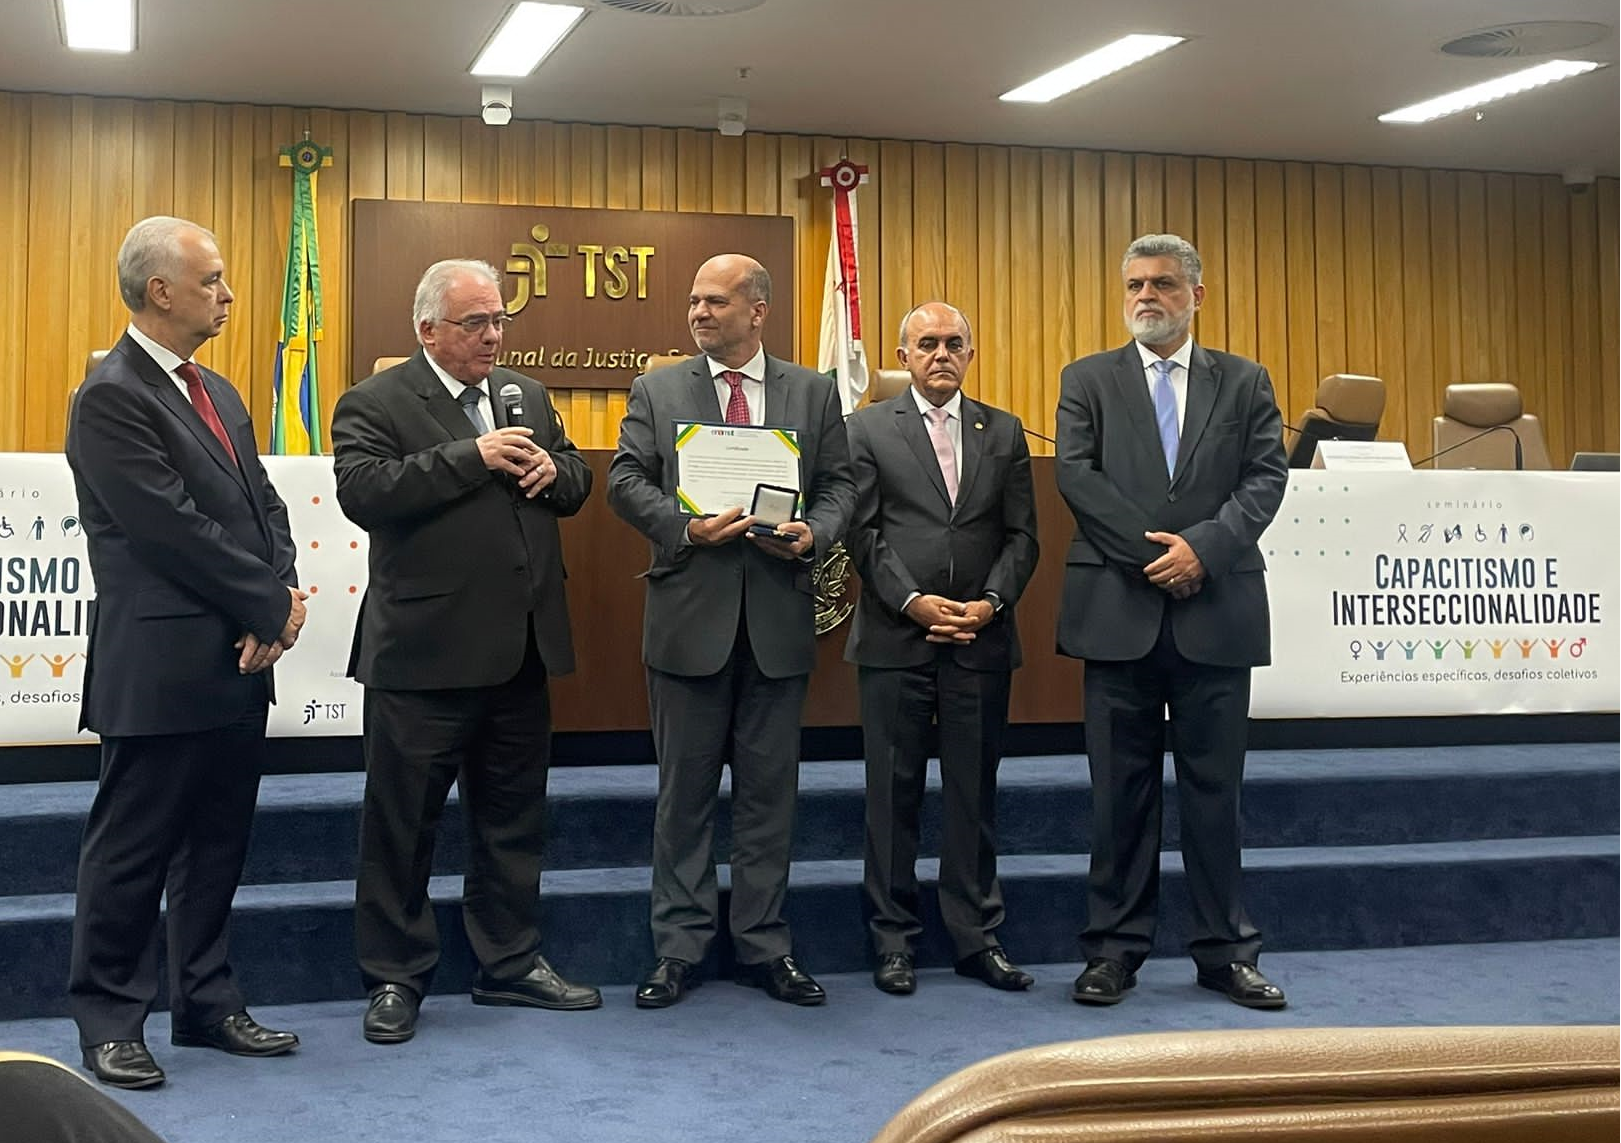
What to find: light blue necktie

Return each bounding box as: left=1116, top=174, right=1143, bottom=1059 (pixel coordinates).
left=1152, top=359, right=1179, bottom=478
left=458, top=385, right=490, bottom=434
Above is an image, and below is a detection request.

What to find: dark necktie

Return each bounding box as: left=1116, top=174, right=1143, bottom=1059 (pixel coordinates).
left=175, top=361, right=238, bottom=465
left=458, top=385, right=490, bottom=434
left=720, top=370, right=750, bottom=426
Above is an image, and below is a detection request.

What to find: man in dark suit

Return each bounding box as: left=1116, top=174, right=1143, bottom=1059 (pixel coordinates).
left=66, top=215, right=307, bottom=1089
left=331, top=258, right=597, bottom=1044
left=608, top=254, right=856, bottom=1008
left=1056, top=234, right=1289, bottom=1010
left=844, top=302, right=1039, bottom=996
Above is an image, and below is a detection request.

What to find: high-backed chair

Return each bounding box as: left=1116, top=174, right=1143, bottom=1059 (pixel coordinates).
left=1430, top=383, right=1552, bottom=470
left=372, top=356, right=409, bottom=374
left=867, top=369, right=911, bottom=404
left=869, top=1025, right=1620, bottom=1143
left=642, top=353, right=690, bottom=375
left=69, top=349, right=111, bottom=424
left=1288, top=373, right=1384, bottom=468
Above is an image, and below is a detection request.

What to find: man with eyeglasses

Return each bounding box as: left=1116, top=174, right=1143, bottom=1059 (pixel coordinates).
left=332, top=258, right=597, bottom=1044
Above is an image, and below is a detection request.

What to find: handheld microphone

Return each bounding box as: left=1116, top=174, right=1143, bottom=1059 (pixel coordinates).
left=1409, top=423, right=1523, bottom=471
left=498, top=383, right=526, bottom=428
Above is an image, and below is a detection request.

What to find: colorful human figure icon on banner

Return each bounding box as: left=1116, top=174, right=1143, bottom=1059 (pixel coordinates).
left=44, top=653, right=77, bottom=677
left=2, top=653, right=34, bottom=678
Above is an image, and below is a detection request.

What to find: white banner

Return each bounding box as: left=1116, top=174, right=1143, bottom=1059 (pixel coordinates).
left=1252, top=471, right=1620, bottom=716
left=0, top=455, right=366, bottom=745
left=1, top=457, right=1615, bottom=745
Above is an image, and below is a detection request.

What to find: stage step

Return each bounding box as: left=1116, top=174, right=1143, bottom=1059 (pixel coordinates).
left=0, top=743, right=1613, bottom=1019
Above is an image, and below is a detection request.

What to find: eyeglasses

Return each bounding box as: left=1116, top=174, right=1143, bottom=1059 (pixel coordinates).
left=438, top=312, right=514, bottom=333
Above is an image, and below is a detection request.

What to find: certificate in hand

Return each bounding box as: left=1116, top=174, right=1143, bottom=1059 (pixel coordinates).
left=673, top=421, right=802, bottom=516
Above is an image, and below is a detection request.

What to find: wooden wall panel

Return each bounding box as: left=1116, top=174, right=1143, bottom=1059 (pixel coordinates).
left=0, top=89, right=1614, bottom=467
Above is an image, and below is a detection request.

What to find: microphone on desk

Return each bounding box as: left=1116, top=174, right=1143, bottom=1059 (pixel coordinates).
left=498, top=383, right=526, bottom=428
left=1409, top=424, right=1523, bottom=471
left=1024, top=426, right=1057, bottom=446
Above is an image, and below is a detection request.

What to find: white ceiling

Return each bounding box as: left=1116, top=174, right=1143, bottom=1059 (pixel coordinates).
left=5, top=0, right=1618, bottom=176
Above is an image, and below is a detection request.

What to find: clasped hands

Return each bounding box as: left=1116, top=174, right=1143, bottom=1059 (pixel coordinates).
left=477, top=426, right=557, bottom=498
left=905, top=594, right=994, bottom=644
left=1144, top=530, right=1204, bottom=600
left=686, top=506, right=814, bottom=560
left=236, top=586, right=309, bottom=674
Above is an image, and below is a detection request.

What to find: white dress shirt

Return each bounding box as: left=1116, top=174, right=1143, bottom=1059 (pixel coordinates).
left=1134, top=337, right=1194, bottom=431
left=706, top=346, right=766, bottom=425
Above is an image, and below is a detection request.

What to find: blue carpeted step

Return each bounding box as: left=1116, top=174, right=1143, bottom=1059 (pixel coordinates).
left=1, top=835, right=1613, bottom=1020
left=1, top=745, right=1614, bottom=895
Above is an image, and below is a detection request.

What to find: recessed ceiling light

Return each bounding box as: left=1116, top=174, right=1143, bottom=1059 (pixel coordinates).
left=1379, top=59, right=1603, bottom=123
left=1000, top=34, right=1186, bottom=103
left=470, top=3, right=587, bottom=78
left=60, top=0, right=134, bottom=53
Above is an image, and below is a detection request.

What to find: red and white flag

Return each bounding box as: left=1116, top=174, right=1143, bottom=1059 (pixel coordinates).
left=817, top=160, right=869, bottom=415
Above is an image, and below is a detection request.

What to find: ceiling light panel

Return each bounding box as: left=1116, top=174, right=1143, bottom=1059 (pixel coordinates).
left=1379, top=59, right=1603, bottom=123
left=1001, top=34, right=1186, bottom=103
left=61, top=0, right=134, bottom=52
left=471, top=3, right=587, bottom=77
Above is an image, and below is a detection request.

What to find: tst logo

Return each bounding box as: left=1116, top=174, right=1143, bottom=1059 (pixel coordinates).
left=303, top=700, right=348, bottom=725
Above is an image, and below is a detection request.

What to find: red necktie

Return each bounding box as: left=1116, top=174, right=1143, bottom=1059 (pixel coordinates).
left=176, top=361, right=239, bottom=465
left=720, top=370, right=751, bottom=425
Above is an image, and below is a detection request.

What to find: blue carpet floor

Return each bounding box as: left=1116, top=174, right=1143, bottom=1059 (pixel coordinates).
left=1, top=939, right=1615, bottom=1143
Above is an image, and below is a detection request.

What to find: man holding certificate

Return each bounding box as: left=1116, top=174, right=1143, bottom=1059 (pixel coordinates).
left=608, top=254, right=856, bottom=1009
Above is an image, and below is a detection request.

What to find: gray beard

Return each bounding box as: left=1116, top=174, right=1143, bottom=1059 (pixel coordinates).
left=1128, top=312, right=1189, bottom=345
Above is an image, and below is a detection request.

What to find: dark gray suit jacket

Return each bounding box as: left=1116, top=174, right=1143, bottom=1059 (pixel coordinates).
left=1055, top=341, right=1287, bottom=668
left=843, top=391, right=1038, bottom=671
left=607, top=354, right=856, bottom=680
left=66, top=332, right=297, bottom=736
left=331, top=351, right=590, bottom=689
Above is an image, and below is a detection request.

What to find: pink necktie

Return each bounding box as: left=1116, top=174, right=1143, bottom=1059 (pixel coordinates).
left=175, top=361, right=239, bottom=465
left=926, top=406, right=958, bottom=504
left=721, top=370, right=750, bottom=425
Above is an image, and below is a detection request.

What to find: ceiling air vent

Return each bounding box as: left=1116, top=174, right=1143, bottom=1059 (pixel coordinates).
left=590, top=0, right=767, bottom=15
left=1439, top=21, right=1609, bottom=58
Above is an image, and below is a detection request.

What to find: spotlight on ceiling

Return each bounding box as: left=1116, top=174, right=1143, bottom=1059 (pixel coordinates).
left=717, top=96, right=747, bottom=137
left=481, top=85, right=514, bottom=127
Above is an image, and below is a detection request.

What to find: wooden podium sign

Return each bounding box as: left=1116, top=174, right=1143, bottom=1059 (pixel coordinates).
left=349, top=200, right=794, bottom=389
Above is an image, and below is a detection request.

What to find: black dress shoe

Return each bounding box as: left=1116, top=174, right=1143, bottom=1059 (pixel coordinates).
left=1197, top=961, right=1288, bottom=1009
left=362, top=983, right=420, bottom=1044
left=873, top=952, right=916, bottom=995
left=171, top=1011, right=299, bottom=1056
left=735, top=955, right=826, bottom=1006
left=635, top=957, right=698, bottom=1009
left=82, top=1041, right=164, bottom=1090
left=472, top=954, right=602, bottom=1010
left=954, top=947, right=1034, bottom=991
left=1072, top=957, right=1136, bottom=1005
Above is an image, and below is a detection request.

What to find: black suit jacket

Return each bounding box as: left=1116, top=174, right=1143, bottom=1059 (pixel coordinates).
left=1055, top=341, right=1287, bottom=667
left=331, top=351, right=590, bottom=690
left=66, top=332, right=297, bottom=736
left=607, top=354, right=856, bottom=680
left=843, top=391, right=1039, bottom=671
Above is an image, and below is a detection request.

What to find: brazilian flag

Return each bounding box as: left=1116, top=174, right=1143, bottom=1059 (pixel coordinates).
left=271, top=139, right=331, bottom=454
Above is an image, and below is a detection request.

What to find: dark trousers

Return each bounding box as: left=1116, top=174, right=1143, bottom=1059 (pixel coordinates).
left=68, top=707, right=267, bottom=1046
left=646, top=622, right=808, bottom=967
left=859, top=655, right=1010, bottom=960
left=1081, top=614, right=1261, bottom=972
left=355, top=639, right=551, bottom=997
